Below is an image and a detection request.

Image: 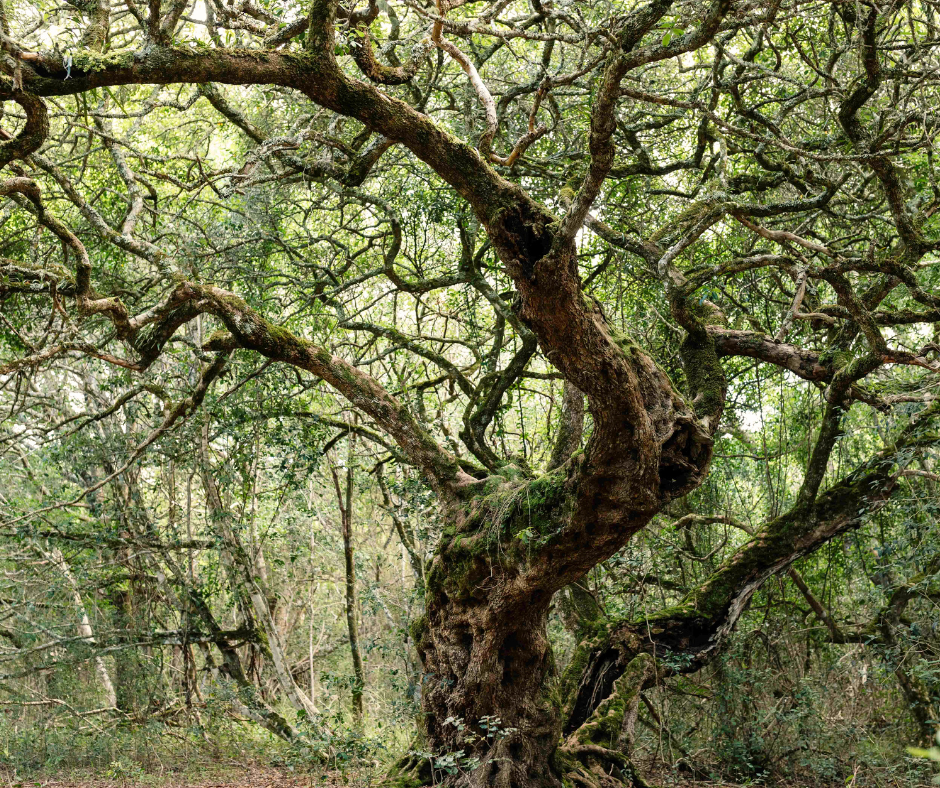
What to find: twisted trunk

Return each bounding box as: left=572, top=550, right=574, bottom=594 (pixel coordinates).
left=377, top=197, right=717, bottom=785
left=402, top=377, right=714, bottom=786
left=416, top=587, right=559, bottom=787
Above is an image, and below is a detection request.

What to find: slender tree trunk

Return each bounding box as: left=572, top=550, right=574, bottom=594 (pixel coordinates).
left=332, top=431, right=365, bottom=724
left=108, top=582, right=141, bottom=714
left=548, top=381, right=583, bottom=472
left=42, top=546, right=118, bottom=709
left=198, top=424, right=318, bottom=718
left=377, top=462, right=424, bottom=583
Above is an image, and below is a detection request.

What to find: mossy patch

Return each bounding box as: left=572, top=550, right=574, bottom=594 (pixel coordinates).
left=425, top=467, right=573, bottom=604
left=72, top=49, right=136, bottom=73
left=569, top=653, right=654, bottom=750
left=384, top=751, right=432, bottom=788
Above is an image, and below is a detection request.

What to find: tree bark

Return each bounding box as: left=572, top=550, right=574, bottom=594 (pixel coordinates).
left=415, top=576, right=560, bottom=787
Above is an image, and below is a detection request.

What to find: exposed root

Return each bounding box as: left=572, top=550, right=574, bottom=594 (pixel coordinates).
left=554, top=743, right=653, bottom=788
left=556, top=654, right=658, bottom=788
left=384, top=751, right=433, bottom=788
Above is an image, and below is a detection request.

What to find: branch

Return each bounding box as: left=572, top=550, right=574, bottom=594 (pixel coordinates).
left=563, top=398, right=940, bottom=731
left=0, top=92, right=48, bottom=170
left=193, top=283, right=471, bottom=497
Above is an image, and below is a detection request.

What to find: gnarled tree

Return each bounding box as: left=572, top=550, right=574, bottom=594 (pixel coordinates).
left=2, top=0, right=940, bottom=785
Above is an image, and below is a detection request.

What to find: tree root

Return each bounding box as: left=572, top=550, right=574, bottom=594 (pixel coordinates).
left=554, top=743, right=653, bottom=788
left=385, top=750, right=433, bottom=788
left=556, top=654, right=658, bottom=788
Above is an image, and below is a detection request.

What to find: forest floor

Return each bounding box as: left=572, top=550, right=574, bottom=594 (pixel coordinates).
left=4, top=766, right=334, bottom=788
left=8, top=767, right=929, bottom=788
left=7, top=760, right=933, bottom=788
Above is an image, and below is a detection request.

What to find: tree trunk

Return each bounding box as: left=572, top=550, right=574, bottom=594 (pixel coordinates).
left=108, top=584, right=141, bottom=714
left=414, top=575, right=560, bottom=787
left=392, top=219, right=719, bottom=786
left=41, top=545, right=118, bottom=710
left=332, top=433, right=365, bottom=725
left=198, top=424, right=318, bottom=719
